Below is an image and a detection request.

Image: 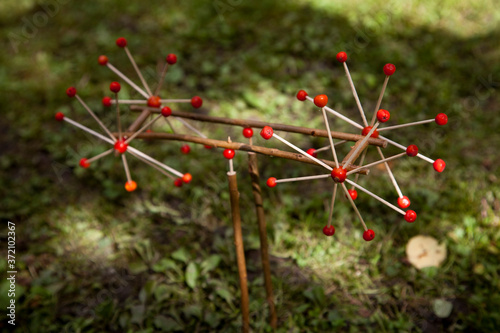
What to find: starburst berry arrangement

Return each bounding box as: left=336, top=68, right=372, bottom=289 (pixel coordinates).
left=261, top=51, right=448, bottom=241
left=55, top=37, right=208, bottom=191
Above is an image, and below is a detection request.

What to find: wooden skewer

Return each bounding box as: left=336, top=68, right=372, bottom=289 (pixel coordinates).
left=305, top=96, right=364, bottom=130
left=63, top=117, right=115, bottom=145
left=86, top=148, right=114, bottom=164
left=125, top=114, right=163, bottom=144
left=121, top=154, right=132, bottom=182
left=351, top=149, right=367, bottom=190
left=127, top=146, right=184, bottom=178
left=342, top=139, right=369, bottom=168
left=173, top=116, right=207, bottom=138
left=106, top=63, right=149, bottom=99
left=379, top=134, right=434, bottom=164
left=228, top=137, right=234, bottom=173
left=370, top=75, right=390, bottom=126
left=124, top=46, right=153, bottom=96
left=272, top=133, right=333, bottom=171
left=342, top=123, right=379, bottom=168
left=154, top=63, right=168, bottom=96
left=116, top=131, right=369, bottom=174
left=130, top=106, right=387, bottom=147
left=345, top=179, right=406, bottom=215
left=75, top=95, right=116, bottom=141
left=128, top=150, right=176, bottom=180
left=346, top=151, right=406, bottom=175
left=377, top=119, right=435, bottom=132
left=327, top=184, right=338, bottom=227
left=343, top=62, right=369, bottom=127
left=164, top=117, right=177, bottom=133
left=315, top=140, right=347, bottom=153
left=341, top=183, right=368, bottom=231
left=321, top=107, right=339, bottom=168
left=275, top=174, right=331, bottom=184
left=376, top=146, right=403, bottom=198
left=110, top=99, right=148, bottom=104
left=116, top=93, right=122, bottom=140
left=159, top=99, right=191, bottom=103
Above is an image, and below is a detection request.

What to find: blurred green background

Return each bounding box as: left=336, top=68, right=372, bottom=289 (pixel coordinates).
left=1, top=0, right=499, bottom=332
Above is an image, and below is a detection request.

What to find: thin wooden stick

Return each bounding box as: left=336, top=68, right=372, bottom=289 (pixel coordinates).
left=127, top=146, right=184, bottom=178
left=106, top=63, right=149, bottom=99
left=124, top=46, right=153, bottom=96
left=345, top=179, right=406, bottom=215
left=376, top=146, right=403, bottom=198
left=227, top=172, right=250, bottom=333
left=121, top=154, right=132, bottom=182
left=75, top=95, right=116, bottom=141
left=86, top=148, right=114, bottom=164
left=116, top=131, right=369, bottom=174
left=272, top=133, right=333, bottom=171
left=341, top=183, right=368, bottom=231
left=275, top=174, right=331, bottom=184
left=346, top=152, right=406, bottom=175
left=160, top=99, right=191, bottom=103
left=63, top=117, right=115, bottom=145
left=125, top=114, right=163, bottom=144
left=247, top=153, right=277, bottom=328
left=110, top=99, right=148, bottom=104
left=341, top=139, right=369, bottom=168
left=343, top=62, right=369, bottom=127
left=305, top=96, right=364, bottom=130
left=173, top=116, right=207, bottom=138
left=116, top=93, right=122, bottom=140
left=342, top=123, right=379, bottom=168
left=351, top=149, right=367, bottom=190
left=164, top=117, right=177, bottom=133
left=327, top=184, right=338, bottom=227
left=370, top=76, right=390, bottom=126
left=129, top=106, right=387, bottom=147
left=127, top=108, right=151, bottom=132
left=315, top=140, right=347, bottom=153
left=128, top=150, right=176, bottom=181
left=321, top=107, right=339, bottom=168
left=377, top=119, right=435, bottom=132
left=154, top=63, right=168, bottom=96
left=379, top=134, right=434, bottom=164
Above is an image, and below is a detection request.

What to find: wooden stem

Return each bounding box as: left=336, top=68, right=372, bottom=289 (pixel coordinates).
left=115, top=132, right=368, bottom=174
left=247, top=153, right=277, bottom=329
left=341, top=139, right=369, bottom=168
left=227, top=172, right=250, bottom=333
left=129, top=106, right=387, bottom=147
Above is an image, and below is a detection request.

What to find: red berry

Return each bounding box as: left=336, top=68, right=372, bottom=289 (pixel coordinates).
left=110, top=82, right=121, bottom=93
left=377, top=109, right=391, bottom=123
left=435, top=113, right=448, bottom=125
left=223, top=149, right=235, bottom=159
left=55, top=112, right=65, bottom=121
left=116, top=37, right=127, bottom=48
left=98, top=55, right=108, bottom=66
left=361, top=126, right=379, bottom=138
left=314, top=94, right=328, bottom=108
left=180, top=144, right=191, bottom=154
left=331, top=167, right=347, bottom=183
left=114, top=139, right=128, bottom=154
left=161, top=106, right=172, bottom=117
left=404, top=210, right=417, bottom=223
left=102, top=96, right=112, bottom=107
left=66, top=87, right=76, bottom=97
left=406, top=144, right=418, bottom=157
left=296, top=90, right=308, bottom=101
left=182, top=173, right=192, bottom=184
left=266, top=177, right=277, bottom=188
left=383, top=63, right=396, bottom=76
left=306, top=148, right=317, bottom=158
left=174, top=178, right=183, bottom=187
left=146, top=129, right=153, bottom=133
left=166, top=53, right=177, bottom=65
left=191, top=96, right=203, bottom=108
left=242, top=127, right=253, bottom=138
left=397, top=196, right=411, bottom=209
left=347, top=189, right=358, bottom=200
left=125, top=180, right=137, bottom=192
left=147, top=96, right=161, bottom=108
left=433, top=159, right=446, bottom=172
left=79, top=158, right=90, bottom=168
left=336, top=52, right=347, bottom=63
left=322, top=225, right=335, bottom=236
left=204, top=145, right=213, bottom=149
left=363, top=229, right=375, bottom=241
left=260, top=126, right=273, bottom=140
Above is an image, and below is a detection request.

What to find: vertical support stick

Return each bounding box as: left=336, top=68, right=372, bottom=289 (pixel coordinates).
left=227, top=171, right=250, bottom=333
left=247, top=153, right=277, bottom=329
